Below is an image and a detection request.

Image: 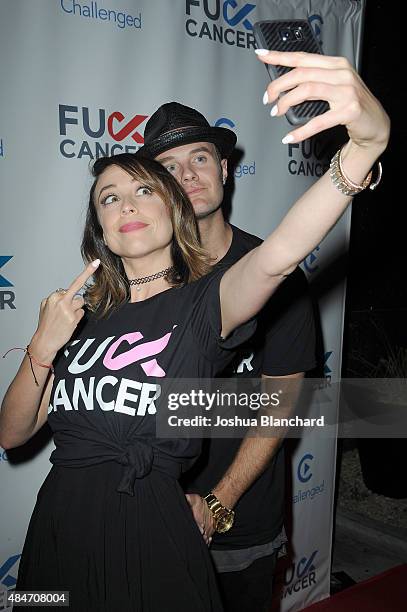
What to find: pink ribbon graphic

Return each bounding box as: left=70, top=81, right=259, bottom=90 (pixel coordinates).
left=103, top=329, right=175, bottom=377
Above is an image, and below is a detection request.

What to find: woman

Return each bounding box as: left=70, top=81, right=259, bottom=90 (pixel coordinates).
left=0, top=50, right=390, bottom=611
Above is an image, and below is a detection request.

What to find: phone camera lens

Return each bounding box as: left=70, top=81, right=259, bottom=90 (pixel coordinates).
left=294, top=28, right=303, bottom=41
left=279, top=28, right=292, bottom=42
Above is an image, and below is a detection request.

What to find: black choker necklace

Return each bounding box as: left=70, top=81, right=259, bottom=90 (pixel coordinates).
left=128, top=266, right=175, bottom=292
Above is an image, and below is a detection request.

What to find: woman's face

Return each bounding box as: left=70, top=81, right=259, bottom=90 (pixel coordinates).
left=94, top=165, right=173, bottom=261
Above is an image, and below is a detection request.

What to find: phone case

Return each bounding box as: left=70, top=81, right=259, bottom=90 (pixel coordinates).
left=253, top=19, right=329, bottom=126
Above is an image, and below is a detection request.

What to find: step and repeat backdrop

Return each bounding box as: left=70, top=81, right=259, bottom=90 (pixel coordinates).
left=0, top=1, right=365, bottom=610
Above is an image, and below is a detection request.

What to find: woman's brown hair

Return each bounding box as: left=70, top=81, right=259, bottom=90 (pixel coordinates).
left=81, top=153, right=211, bottom=317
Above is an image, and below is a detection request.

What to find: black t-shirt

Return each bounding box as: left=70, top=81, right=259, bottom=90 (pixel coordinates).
left=47, top=269, right=256, bottom=495
left=183, top=225, right=316, bottom=549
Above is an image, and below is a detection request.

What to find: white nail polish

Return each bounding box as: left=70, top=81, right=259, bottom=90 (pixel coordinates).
left=91, top=259, right=101, bottom=268
left=263, top=91, right=268, bottom=105
left=255, top=48, right=269, bottom=56
left=282, top=134, right=294, bottom=144
left=270, top=105, right=278, bottom=117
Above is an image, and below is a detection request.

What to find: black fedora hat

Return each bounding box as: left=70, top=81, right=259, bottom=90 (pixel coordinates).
left=137, top=102, right=237, bottom=159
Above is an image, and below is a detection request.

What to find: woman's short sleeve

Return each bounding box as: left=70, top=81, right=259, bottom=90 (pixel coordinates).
left=189, top=269, right=257, bottom=366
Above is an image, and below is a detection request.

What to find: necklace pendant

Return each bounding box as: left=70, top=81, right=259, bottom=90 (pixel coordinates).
left=136, top=285, right=142, bottom=292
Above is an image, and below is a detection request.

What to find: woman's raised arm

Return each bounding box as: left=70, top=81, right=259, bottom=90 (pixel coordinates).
left=220, top=50, right=390, bottom=338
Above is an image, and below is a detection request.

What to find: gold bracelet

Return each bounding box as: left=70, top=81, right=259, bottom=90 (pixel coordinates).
left=330, top=145, right=383, bottom=196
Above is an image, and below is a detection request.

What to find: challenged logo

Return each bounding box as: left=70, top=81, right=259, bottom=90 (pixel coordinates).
left=60, top=0, right=142, bottom=30
left=214, top=117, right=256, bottom=178
left=59, top=105, right=148, bottom=160
left=185, top=0, right=257, bottom=48
left=297, top=452, right=313, bottom=483
left=293, top=453, right=325, bottom=504
left=214, top=117, right=235, bottom=129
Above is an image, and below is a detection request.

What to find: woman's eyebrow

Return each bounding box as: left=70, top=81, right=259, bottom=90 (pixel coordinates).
left=97, top=184, right=116, bottom=200
left=97, top=178, right=138, bottom=201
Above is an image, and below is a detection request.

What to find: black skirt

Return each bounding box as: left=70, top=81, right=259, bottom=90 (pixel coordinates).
left=17, top=462, right=223, bottom=611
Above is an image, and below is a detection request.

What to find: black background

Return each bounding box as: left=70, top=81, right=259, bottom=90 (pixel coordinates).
left=343, top=0, right=404, bottom=374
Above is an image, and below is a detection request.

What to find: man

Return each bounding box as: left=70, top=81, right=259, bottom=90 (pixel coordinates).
left=137, top=102, right=316, bottom=611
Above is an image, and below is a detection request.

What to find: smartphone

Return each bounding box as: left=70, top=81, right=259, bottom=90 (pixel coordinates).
left=253, top=19, right=329, bottom=126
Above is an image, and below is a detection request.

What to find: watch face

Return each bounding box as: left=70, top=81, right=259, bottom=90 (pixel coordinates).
left=216, top=511, right=234, bottom=534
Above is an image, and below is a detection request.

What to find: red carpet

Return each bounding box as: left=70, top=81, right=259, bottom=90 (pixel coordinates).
left=303, top=564, right=407, bottom=611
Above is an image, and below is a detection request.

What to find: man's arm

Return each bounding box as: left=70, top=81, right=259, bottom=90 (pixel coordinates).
left=188, top=372, right=304, bottom=540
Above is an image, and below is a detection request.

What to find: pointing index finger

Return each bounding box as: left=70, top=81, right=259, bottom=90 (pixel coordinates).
left=65, top=259, right=100, bottom=298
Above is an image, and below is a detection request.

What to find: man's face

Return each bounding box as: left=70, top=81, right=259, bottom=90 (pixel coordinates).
left=155, top=141, right=227, bottom=220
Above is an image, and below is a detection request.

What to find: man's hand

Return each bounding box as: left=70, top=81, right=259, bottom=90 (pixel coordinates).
left=185, top=493, right=215, bottom=545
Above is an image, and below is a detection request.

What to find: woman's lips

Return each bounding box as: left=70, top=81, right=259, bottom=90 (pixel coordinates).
left=119, top=222, right=148, bottom=233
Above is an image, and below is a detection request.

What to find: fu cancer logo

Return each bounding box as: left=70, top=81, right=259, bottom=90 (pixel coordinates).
left=185, top=0, right=257, bottom=48
left=282, top=550, right=319, bottom=597
left=58, top=104, right=148, bottom=160
left=303, top=245, right=320, bottom=274
left=287, top=138, right=330, bottom=178
left=0, top=256, right=15, bottom=311
left=0, top=554, right=20, bottom=590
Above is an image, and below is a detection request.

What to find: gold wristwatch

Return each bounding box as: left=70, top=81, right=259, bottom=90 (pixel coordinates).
left=203, top=492, right=235, bottom=534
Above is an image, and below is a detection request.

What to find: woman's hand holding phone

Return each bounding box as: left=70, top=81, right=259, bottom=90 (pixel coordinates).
left=255, top=48, right=390, bottom=154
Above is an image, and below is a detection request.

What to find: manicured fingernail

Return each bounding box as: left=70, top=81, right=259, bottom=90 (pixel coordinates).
left=91, top=259, right=100, bottom=268
left=255, top=48, right=269, bottom=56
left=263, top=91, right=269, bottom=105
left=270, top=104, right=278, bottom=117
left=282, top=134, right=294, bottom=144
